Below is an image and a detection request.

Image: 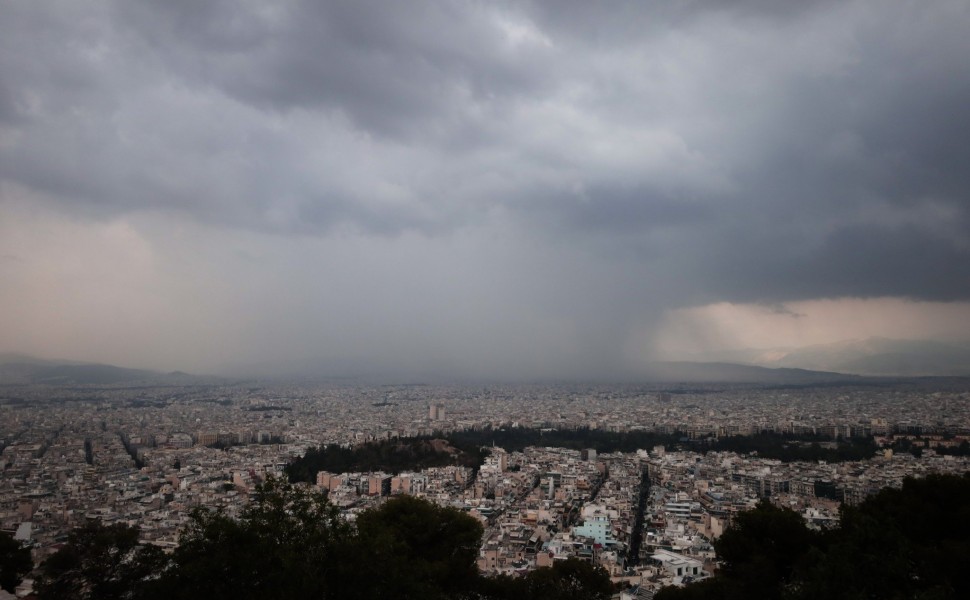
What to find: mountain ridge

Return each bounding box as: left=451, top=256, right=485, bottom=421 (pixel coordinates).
left=3, top=346, right=967, bottom=385
left=0, top=355, right=219, bottom=386
left=711, top=337, right=970, bottom=377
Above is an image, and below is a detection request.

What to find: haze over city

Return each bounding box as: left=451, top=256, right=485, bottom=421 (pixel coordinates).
left=2, top=1, right=970, bottom=380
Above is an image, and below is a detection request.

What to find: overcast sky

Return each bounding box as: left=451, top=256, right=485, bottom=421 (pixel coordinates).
left=2, top=0, right=970, bottom=379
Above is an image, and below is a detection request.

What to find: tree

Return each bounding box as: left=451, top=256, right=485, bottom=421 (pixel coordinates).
left=788, top=474, right=970, bottom=600
left=657, top=500, right=818, bottom=600
left=654, top=577, right=736, bottom=600
left=714, top=499, right=818, bottom=588
left=148, top=477, right=349, bottom=600
left=43, top=476, right=622, bottom=600
left=350, top=494, right=485, bottom=599
left=520, top=558, right=614, bottom=600
left=474, top=558, right=613, bottom=600
left=35, top=521, right=164, bottom=600
left=658, top=474, right=970, bottom=600
left=0, top=530, right=31, bottom=593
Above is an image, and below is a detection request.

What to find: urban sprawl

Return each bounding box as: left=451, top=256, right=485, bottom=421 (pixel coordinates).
left=2, top=382, right=968, bottom=598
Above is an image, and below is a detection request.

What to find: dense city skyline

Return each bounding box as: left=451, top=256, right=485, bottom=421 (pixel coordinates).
left=2, top=1, right=970, bottom=379
left=2, top=378, right=968, bottom=597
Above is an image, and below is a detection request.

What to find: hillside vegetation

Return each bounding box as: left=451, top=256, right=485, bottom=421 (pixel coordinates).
left=285, top=437, right=488, bottom=481
left=23, top=473, right=969, bottom=599
left=287, top=428, right=876, bottom=484
left=32, top=479, right=613, bottom=600
left=657, top=473, right=970, bottom=600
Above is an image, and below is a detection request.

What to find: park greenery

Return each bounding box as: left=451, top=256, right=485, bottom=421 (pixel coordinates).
left=284, top=437, right=489, bottom=482
left=465, top=427, right=879, bottom=462
left=705, top=433, right=876, bottom=462
left=286, top=427, right=877, bottom=483
left=890, top=436, right=970, bottom=458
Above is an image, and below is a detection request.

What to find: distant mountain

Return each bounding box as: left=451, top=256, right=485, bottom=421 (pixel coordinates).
left=5, top=343, right=965, bottom=386
left=0, top=355, right=219, bottom=385
left=685, top=338, right=970, bottom=377
left=640, top=361, right=859, bottom=384
left=0, top=352, right=90, bottom=367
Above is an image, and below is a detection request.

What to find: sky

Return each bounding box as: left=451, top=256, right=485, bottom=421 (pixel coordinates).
left=2, top=0, right=970, bottom=380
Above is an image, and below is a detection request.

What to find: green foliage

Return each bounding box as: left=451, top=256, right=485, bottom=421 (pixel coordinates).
left=148, top=478, right=349, bottom=600
left=475, top=558, right=614, bottom=600
left=35, top=521, right=165, bottom=600
left=789, top=473, right=970, bottom=600
left=288, top=429, right=875, bottom=484
left=447, top=426, right=682, bottom=454
left=707, top=433, right=876, bottom=463
left=37, top=477, right=631, bottom=600
left=519, top=558, right=615, bottom=600
left=654, top=577, right=735, bottom=600
left=286, top=426, right=689, bottom=484
left=0, top=530, right=32, bottom=593
left=713, top=499, right=819, bottom=600
left=715, top=499, right=818, bottom=576
left=890, top=436, right=926, bottom=458
left=286, top=437, right=487, bottom=482
left=90, top=472, right=962, bottom=600
left=655, top=500, right=819, bottom=600
left=658, top=473, right=970, bottom=600
left=449, top=427, right=874, bottom=463
left=933, top=440, right=970, bottom=456
left=145, top=478, right=499, bottom=600
left=350, top=495, right=485, bottom=599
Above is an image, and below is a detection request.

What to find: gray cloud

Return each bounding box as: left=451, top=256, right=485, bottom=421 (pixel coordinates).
left=113, top=1, right=555, bottom=136
left=1, top=0, right=969, bottom=376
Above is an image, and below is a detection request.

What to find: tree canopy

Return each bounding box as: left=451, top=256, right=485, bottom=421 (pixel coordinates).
left=36, top=477, right=614, bottom=600
left=34, top=521, right=165, bottom=600
left=285, top=437, right=486, bottom=482
left=287, top=429, right=876, bottom=485
left=34, top=472, right=970, bottom=600
left=656, top=473, right=970, bottom=600
left=0, top=530, right=31, bottom=593
left=145, top=478, right=350, bottom=599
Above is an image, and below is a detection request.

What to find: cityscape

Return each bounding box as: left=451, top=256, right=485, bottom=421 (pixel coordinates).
left=2, top=378, right=967, bottom=597
left=2, top=0, right=970, bottom=598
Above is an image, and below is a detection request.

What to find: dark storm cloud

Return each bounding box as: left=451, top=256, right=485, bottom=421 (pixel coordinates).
left=677, top=220, right=970, bottom=306
left=113, top=1, right=554, bottom=137
left=526, top=184, right=713, bottom=235
left=2, top=0, right=970, bottom=313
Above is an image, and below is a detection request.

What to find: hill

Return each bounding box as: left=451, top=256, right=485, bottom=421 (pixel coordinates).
left=689, top=338, right=970, bottom=377
left=285, top=437, right=487, bottom=482
left=639, top=361, right=859, bottom=384
left=0, top=354, right=216, bottom=386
